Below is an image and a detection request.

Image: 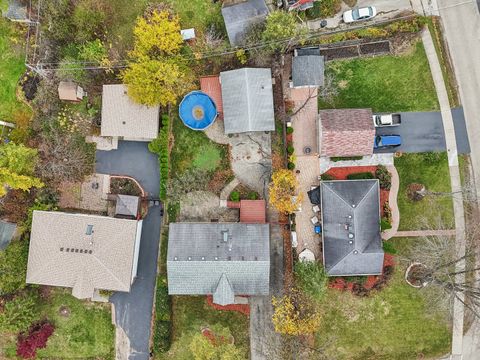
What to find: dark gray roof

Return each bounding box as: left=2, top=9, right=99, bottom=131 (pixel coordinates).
left=167, top=223, right=270, bottom=304
left=220, top=68, right=275, bottom=134
left=3, top=0, right=28, bottom=21
left=292, top=49, right=325, bottom=87
left=321, top=180, right=384, bottom=276
left=0, top=220, right=16, bottom=250
left=221, top=0, right=269, bottom=46
left=115, top=195, right=140, bottom=218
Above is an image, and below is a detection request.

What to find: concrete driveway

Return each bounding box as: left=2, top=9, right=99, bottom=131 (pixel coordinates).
left=374, top=108, right=470, bottom=154
left=96, top=140, right=161, bottom=360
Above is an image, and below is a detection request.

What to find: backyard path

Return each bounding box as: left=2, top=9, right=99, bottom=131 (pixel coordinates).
left=382, top=165, right=400, bottom=240
left=422, top=28, right=466, bottom=359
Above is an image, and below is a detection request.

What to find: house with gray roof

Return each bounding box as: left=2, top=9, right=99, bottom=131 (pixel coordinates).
left=221, top=0, right=269, bottom=46
left=167, top=222, right=270, bottom=305
left=26, top=211, right=143, bottom=299
left=292, top=47, right=325, bottom=88
left=321, top=180, right=384, bottom=276
left=101, top=84, right=159, bottom=141
left=220, top=68, right=275, bottom=134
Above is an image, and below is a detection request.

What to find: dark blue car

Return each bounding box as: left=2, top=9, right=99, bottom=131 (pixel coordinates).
left=374, top=135, right=401, bottom=149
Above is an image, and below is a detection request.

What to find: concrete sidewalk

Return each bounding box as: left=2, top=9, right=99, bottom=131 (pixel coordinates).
left=422, top=29, right=466, bottom=359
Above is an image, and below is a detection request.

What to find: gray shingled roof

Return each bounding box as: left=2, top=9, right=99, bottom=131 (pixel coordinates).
left=101, top=84, right=159, bottom=140
left=167, top=223, right=270, bottom=304
left=26, top=211, right=142, bottom=299
left=221, top=0, right=269, bottom=46
left=115, top=195, right=140, bottom=218
left=292, top=51, right=325, bottom=87
left=321, top=180, right=384, bottom=276
left=220, top=68, right=275, bottom=134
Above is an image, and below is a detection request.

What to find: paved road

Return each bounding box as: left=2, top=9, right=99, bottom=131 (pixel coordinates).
left=96, top=141, right=161, bottom=360
left=374, top=108, right=470, bottom=154
left=438, top=1, right=480, bottom=358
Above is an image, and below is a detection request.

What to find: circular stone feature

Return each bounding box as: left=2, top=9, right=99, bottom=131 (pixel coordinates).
left=179, top=91, right=218, bottom=130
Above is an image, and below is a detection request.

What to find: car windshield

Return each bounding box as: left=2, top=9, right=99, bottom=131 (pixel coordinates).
left=375, top=115, right=381, bottom=125
left=368, top=7, right=373, bottom=16
left=352, top=9, right=360, bottom=20
left=375, top=136, right=382, bottom=146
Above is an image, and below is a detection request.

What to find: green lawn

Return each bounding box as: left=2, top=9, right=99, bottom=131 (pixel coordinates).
left=164, top=0, right=224, bottom=35
left=35, top=289, right=114, bottom=359
left=169, top=296, right=250, bottom=358
left=315, top=237, right=451, bottom=359
left=0, top=17, right=31, bottom=122
left=395, top=152, right=454, bottom=230
left=171, top=114, right=228, bottom=175
left=320, top=41, right=439, bottom=112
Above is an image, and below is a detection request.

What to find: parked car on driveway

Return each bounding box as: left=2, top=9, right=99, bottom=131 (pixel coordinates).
left=374, top=135, right=401, bottom=149
left=343, top=6, right=377, bottom=23
left=373, top=113, right=402, bottom=127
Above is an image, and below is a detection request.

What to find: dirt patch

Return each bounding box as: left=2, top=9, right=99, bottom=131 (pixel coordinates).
left=110, top=177, right=142, bottom=197
left=58, top=306, right=71, bottom=318
left=179, top=191, right=239, bottom=222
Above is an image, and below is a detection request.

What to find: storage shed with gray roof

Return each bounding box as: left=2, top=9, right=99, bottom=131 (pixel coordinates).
left=220, top=67, right=275, bottom=134
left=292, top=47, right=325, bottom=88
left=221, top=0, right=269, bottom=46
left=26, top=211, right=143, bottom=299
left=167, top=222, right=270, bottom=305
left=321, top=180, right=384, bottom=276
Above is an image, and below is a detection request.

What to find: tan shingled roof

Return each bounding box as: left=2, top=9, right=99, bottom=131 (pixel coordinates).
left=26, top=211, right=141, bottom=299
left=101, top=84, right=159, bottom=140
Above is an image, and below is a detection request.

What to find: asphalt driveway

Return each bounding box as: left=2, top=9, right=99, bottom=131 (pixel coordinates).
left=374, top=108, right=470, bottom=154
left=96, top=140, right=161, bottom=360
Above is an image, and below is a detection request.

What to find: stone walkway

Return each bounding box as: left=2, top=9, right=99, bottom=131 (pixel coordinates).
left=422, top=28, right=466, bottom=359
left=320, top=154, right=394, bottom=174
left=382, top=165, right=400, bottom=240
left=220, top=177, right=240, bottom=201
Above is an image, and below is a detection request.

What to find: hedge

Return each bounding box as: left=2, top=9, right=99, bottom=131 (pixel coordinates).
left=346, top=172, right=374, bottom=180
left=152, top=274, right=171, bottom=354
left=330, top=156, right=363, bottom=162
left=148, top=114, right=170, bottom=201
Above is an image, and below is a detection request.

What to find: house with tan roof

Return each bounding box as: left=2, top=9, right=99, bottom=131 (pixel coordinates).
left=26, top=211, right=143, bottom=300
left=101, top=84, right=159, bottom=142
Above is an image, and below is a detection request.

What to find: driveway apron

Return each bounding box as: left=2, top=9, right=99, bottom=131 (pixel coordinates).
left=96, top=140, right=161, bottom=360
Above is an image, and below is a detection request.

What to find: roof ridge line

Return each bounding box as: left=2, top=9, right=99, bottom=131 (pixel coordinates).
left=92, top=255, right=129, bottom=289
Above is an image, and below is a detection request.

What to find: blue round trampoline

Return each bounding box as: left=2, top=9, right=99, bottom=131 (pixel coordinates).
left=179, top=91, right=218, bottom=130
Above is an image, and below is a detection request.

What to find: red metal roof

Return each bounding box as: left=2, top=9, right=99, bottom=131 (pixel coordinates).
left=240, top=200, right=266, bottom=224
left=200, top=75, right=223, bottom=114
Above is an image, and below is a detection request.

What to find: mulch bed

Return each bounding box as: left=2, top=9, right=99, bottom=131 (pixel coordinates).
left=206, top=296, right=250, bottom=316
left=324, top=166, right=390, bottom=216
left=329, top=254, right=396, bottom=295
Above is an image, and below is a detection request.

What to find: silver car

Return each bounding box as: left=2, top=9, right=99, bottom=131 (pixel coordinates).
left=343, top=6, right=377, bottom=23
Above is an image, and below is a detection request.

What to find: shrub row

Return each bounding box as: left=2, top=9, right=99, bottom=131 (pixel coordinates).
left=330, top=156, right=363, bottom=162
left=152, top=274, right=171, bottom=354
left=375, top=165, right=392, bottom=190
left=148, top=115, right=170, bottom=201
left=346, top=172, right=374, bottom=180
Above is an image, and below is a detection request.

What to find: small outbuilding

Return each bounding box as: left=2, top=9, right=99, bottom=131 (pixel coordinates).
left=58, top=81, right=85, bottom=102
left=221, top=0, right=269, bottom=46
left=292, top=47, right=325, bottom=88
left=101, top=84, right=159, bottom=141
left=0, top=220, right=17, bottom=250
left=319, top=108, right=375, bottom=157
left=115, top=195, right=140, bottom=219
left=220, top=68, right=275, bottom=134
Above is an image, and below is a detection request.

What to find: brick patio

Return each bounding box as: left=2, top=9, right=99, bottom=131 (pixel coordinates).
left=290, top=87, right=318, bottom=157
left=294, top=156, right=321, bottom=259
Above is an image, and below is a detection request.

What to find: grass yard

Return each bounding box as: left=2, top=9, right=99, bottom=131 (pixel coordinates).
left=320, top=41, right=439, bottom=112
left=164, top=0, right=224, bottom=35
left=35, top=289, right=114, bottom=359
left=315, top=237, right=451, bottom=359
left=171, top=114, right=229, bottom=175
left=169, top=296, right=250, bottom=358
left=395, top=152, right=454, bottom=230
left=0, top=17, right=31, bottom=122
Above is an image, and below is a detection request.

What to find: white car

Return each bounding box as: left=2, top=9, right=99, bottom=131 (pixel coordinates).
left=343, top=6, right=377, bottom=23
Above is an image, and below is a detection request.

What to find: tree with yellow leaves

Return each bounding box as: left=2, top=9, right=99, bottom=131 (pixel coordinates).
left=122, top=8, right=192, bottom=106
left=272, top=287, right=321, bottom=336
left=268, top=169, right=302, bottom=214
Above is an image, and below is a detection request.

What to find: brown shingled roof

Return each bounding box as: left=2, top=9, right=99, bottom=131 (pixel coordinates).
left=200, top=76, right=223, bottom=114
left=240, top=200, right=266, bottom=223
left=319, top=109, right=375, bottom=157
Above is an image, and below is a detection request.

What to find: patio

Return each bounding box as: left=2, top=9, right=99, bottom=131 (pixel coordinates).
left=290, top=87, right=318, bottom=156
left=294, top=156, right=322, bottom=259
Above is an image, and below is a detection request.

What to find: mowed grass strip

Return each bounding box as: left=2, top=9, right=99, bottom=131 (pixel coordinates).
left=395, top=152, right=453, bottom=230
left=320, top=41, right=439, bottom=112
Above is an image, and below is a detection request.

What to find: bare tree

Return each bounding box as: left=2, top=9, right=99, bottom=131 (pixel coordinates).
left=318, top=73, right=339, bottom=104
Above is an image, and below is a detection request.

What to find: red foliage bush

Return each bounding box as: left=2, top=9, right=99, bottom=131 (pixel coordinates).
left=206, top=296, right=250, bottom=316
left=16, top=322, right=55, bottom=359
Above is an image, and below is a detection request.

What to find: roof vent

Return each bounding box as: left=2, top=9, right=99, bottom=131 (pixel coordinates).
left=187, top=256, right=192, bottom=261
left=214, top=256, right=219, bottom=261
left=228, top=256, right=231, bottom=261
left=173, top=256, right=178, bottom=261
left=348, top=240, right=353, bottom=245
left=348, top=215, right=352, bottom=219
left=60, top=247, right=64, bottom=252
left=79, top=249, right=84, bottom=253
left=74, top=249, right=79, bottom=253
left=353, top=250, right=359, bottom=255
left=86, top=225, right=94, bottom=235
left=201, top=256, right=205, bottom=260
left=66, top=248, right=70, bottom=252
left=222, top=230, right=229, bottom=242
left=88, top=250, right=93, bottom=254
left=348, top=233, right=354, bottom=239
left=352, top=204, right=356, bottom=208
